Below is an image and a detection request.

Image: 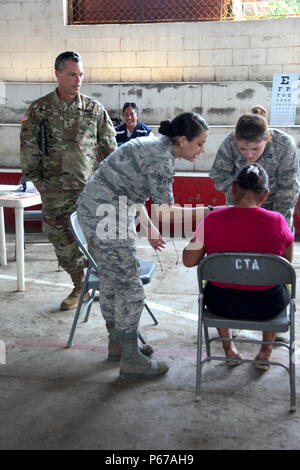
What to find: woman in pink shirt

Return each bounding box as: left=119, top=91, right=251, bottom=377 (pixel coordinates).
left=183, top=163, right=294, bottom=369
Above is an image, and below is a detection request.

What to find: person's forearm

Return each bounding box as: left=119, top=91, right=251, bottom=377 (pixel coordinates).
left=98, top=141, right=117, bottom=160
left=282, top=243, right=294, bottom=263
left=98, top=111, right=118, bottom=159
left=136, top=204, right=159, bottom=236
left=272, top=185, right=300, bottom=217
left=20, top=150, right=43, bottom=187
left=150, top=204, right=207, bottom=225
left=138, top=203, right=228, bottom=239
left=136, top=204, right=166, bottom=250
left=182, top=236, right=206, bottom=267
left=151, top=203, right=228, bottom=226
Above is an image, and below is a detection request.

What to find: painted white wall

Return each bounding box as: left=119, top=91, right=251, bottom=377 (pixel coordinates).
left=1, top=1, right=300, bottom=168
left=1, top=1, right=300, bottom=83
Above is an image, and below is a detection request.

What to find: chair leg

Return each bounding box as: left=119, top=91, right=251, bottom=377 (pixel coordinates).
left=144, top=301, right=158, bottom=325
left=83, top=288, right=96, bottom=322
left=290, top=357, right=296, bottom=412
left=289, top=304, right=296, bottom=412
left=195, top=295, right=204, bottom=401
left=137, top=330, right=146, bottom=345
left=204, top=325, right=211, bottom=359
left=65, top=287, right=87, bottom=348
left=138, top=300, right=157, bottom=345
left=195, top=326, right=203, bottom=401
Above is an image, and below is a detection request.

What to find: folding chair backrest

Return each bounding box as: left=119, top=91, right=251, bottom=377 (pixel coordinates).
left=198, top=252, right=296, bottom=298
left=69, top=211, right=98, bottom=272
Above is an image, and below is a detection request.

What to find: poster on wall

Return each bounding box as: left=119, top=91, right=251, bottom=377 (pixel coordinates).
left=270, top=73, right=299, bottom=126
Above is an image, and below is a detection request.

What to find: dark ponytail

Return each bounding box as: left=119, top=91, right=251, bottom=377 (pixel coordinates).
left=159, top=112, right=208, bottom=143
left=158, top=119, right=173, bottom=137
left=234, top=163, right=269, bottom=193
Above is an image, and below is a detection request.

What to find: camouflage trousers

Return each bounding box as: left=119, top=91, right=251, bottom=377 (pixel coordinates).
left=41, top=191, right=88, bottom=275
left=78, top=213, right=145, bottom=334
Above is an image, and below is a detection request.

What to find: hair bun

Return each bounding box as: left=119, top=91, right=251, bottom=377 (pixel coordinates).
left=158, top=120, right=173, bottom=137
left=234, top=163, right=269, bottom=193
left=251, top=105, right=268, bottom=120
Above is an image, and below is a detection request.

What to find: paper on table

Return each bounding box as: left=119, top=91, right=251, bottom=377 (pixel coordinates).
left=0, top=183, right=39, bottom=199
left=0, top=184, right=22, bottom=193
left=0, top=192, right=38, bottom=199
left=23, top=181, right=37, bottom=193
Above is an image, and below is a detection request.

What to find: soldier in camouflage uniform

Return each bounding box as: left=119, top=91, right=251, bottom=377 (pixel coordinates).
left=210, top=110, right=300, bottom=228
left=20, top=51, right=117, bottom=310
left=77, top=112, right=210, bottom=379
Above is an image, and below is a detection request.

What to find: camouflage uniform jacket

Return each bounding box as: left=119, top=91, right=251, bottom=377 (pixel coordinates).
left=20, top=88, right=117, bottom=191
left=209, top=129, right=300, bottom=221
left=78, top=135, right=175, bottom=216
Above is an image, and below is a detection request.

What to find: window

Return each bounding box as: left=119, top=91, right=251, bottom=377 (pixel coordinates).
left=69, top=0, right=233, bottom=25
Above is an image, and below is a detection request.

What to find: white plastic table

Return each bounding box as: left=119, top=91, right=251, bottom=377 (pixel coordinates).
left=0, top=186, right=42, bottom=291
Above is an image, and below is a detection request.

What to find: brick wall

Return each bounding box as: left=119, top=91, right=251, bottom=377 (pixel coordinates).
left=1, top=0, right=300, bottom=83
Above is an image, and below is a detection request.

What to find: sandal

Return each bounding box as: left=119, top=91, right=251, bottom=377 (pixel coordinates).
left=254, top=354, right=270, bottom=371
left=226, top=353, right=243, bottom=367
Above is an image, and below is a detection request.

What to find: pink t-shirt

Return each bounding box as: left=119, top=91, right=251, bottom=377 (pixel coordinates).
left=194, top=207, right=294, bottom=290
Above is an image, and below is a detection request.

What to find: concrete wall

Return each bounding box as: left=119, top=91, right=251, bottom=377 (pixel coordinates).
left=2, top=122, right=300, bottom=172
left=0, top=80, right=277, bottom=125
left=1, top=80, right=300, bottom=170
left=1, top=1, right=300, bottom=169
left=1, top=1, right=300, bottom=83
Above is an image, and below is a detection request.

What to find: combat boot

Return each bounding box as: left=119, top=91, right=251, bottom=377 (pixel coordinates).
left=106, top=324, right=154, bottom=362
left=60, top=270, right=90, bottom=311
left=118, top=330, right=169, bottom=379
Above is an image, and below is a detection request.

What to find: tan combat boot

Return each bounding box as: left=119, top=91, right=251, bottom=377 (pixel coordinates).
left=106, top=324, right=154, bottom=362
left=118, top=330, right=169, bottom=379
left=60, top=270, right=90, bottom=311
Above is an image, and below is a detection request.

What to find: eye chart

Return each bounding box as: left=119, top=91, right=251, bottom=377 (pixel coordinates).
left=270, top=73, right=299, bottom=126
